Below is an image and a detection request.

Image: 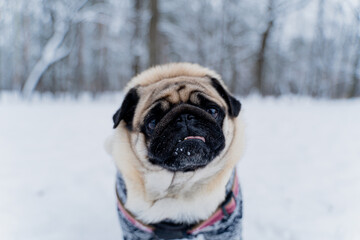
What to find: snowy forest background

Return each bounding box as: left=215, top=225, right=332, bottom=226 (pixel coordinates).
left=2, top=1, right=360, bottom=239
left=1, top=0, right=360, bottom=98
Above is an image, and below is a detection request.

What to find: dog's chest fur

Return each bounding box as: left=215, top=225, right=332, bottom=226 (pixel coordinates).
left=129, top=168, right=230, bottom=224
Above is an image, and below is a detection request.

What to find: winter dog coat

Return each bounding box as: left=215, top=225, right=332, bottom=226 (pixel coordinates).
left=116, top=170, right=243, bottom=240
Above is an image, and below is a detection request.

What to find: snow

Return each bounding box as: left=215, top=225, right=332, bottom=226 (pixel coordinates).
left=239, top=96, right=360, bottom=240
left=1, top=94, right=360, bottom=240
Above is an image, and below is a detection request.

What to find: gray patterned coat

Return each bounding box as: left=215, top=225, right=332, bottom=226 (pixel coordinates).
left=115, top=170, right=243, bottom=240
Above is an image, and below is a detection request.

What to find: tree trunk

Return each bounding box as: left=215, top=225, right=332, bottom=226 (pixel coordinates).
left=75, top=22, right=84, bottom=96
left=348, top=9, right=360, bottom=98
left=22, top=20, right=70, bottom=98
left=22, top=1, right=87, bottom=98
left=255, top=0, right=274, bottom=95
left=148, top=0, right=159, bottom=67
left=307, top=0, right=325, bottom=97
left=348, top=41, right=360, bottom=97
left=132, top=0, right=142, bottom=75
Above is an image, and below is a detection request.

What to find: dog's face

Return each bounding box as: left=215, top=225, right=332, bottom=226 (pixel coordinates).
left=112, top=64, right=241, bottom=173
left=144, top=97, right=226, bottom=172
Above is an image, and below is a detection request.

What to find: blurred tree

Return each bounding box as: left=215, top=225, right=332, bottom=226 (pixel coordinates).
left=348, top=7, right=360, bottom=98
left=0, top=0, right=359, bottom=98
left=255, top=0, right=275, bottom=96
left=22, top=0, right=88, bottom=98
left=131, top=0, right=143, bottom=75
left=148, top=0, right=159, bottom=67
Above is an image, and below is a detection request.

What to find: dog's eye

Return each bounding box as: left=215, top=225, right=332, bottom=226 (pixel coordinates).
left=147, top=118, right=157, bottom=131
left=207, top=108, right=219, bottom=119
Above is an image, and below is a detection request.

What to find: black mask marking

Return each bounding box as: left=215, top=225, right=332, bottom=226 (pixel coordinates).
left=146, top=103, right=226, bottom=172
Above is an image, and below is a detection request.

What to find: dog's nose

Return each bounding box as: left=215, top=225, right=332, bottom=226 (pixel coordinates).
left=176, top=113, right=195, bottom=123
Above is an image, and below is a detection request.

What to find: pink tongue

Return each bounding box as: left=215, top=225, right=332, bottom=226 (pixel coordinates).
left=184, top=136, right=205, bottom=142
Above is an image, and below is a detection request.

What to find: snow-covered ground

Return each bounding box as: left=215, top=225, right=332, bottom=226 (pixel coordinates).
left=1, top=94, right=360, bottom=240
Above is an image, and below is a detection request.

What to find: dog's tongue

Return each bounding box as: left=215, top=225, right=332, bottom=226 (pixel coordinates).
left=184, top=136, right=205, bottom=142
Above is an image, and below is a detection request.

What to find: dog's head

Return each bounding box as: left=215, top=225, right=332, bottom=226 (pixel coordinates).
left=112, top=63, right=241, bottom=172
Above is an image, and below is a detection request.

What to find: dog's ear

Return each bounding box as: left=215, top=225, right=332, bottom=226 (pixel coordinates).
left=210, top=78, right=241, bottom=117
left=113, top=88, right=139, bottom=129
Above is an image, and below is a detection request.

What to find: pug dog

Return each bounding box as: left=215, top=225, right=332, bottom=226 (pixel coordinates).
left=105, top=63, right=245, bottom=240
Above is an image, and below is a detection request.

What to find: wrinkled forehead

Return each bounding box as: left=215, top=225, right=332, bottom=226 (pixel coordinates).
left=133, top=76, right=227, bottom=126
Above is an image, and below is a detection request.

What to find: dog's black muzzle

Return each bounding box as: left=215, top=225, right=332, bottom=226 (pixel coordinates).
left=148, top=104, right=225, bottom=172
